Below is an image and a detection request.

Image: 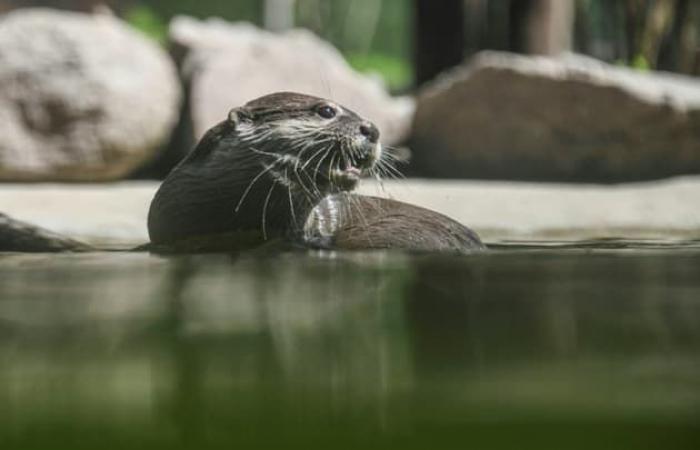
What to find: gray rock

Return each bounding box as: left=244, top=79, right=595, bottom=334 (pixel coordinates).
left=0, top=212, right=90, bottom=252
left=2, top=178, right=700, bottom=245
left=411, top=51, right=700, bottom=182
left=170, top=16, right=413, bottom=146
left=0, top=8, right=181, bottom=181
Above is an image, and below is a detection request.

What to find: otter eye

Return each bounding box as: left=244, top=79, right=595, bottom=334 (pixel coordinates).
left=317, top=105, right=337, bottom=119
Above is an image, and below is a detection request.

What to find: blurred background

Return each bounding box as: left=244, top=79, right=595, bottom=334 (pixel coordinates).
left=4, top=0, right=700, bottom=90
left=2, top=2, right=700, bottom=450
left=1, top=0, right=700, bottom=181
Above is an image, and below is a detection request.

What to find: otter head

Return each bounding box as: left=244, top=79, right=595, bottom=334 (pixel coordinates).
left=229, top=92, right=381, bottom=193
left=148, top=92, right=382, bottom=247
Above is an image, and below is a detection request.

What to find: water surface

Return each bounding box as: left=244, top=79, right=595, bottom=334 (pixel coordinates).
left=1, top=243, right=699, bottom=449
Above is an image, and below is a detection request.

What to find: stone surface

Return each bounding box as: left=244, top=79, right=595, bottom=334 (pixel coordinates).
left=0, top=8, right=181, bottom=181
left=0, top=177, right=698, bottom=247
left=411, top=51, right=700, bottom=182
left=0, top=182, right=154, bottom=247
left=0, top=212, right=90, bottom=252
left=170, top=16, right=414, bottom=146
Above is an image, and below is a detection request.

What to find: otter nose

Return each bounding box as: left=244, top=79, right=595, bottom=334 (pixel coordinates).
left=359, top=122, right=379, bottom=143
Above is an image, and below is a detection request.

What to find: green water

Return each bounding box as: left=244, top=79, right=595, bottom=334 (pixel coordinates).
left=1, top=245, right=700, bottom=449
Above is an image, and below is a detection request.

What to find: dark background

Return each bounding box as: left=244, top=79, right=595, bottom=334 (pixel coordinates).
left=2, top=0, right=698, bottom=91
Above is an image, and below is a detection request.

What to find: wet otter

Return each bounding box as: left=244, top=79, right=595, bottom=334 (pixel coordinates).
left=148, top=92, right=484, bottom=253
left=148, top=92, right=381, bottom=248
left=1, top=92, right=485, bottom=254
left=304, top=194, right=484, bottom=253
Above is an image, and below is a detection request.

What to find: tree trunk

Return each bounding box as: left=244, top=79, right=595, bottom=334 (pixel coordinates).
left=10, top=0, right=109, bottom=11
left=624, top=0, right=650, bottom=63
left=525, top=0, right=575, bottom=55
left=263, top=0, right=296, bottom=32
left=657, top=0, right=689, bottom=71
left=509, top=0, right=534, bottom=53
left=414, top=0, right=465, bottom=87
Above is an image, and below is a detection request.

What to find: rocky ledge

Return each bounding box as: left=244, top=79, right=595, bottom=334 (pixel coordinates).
left=411, top=51, right=700, bottom=182
left=0, top=178, right=697, bottom=247
left=0, top=9, right=181, bottom=181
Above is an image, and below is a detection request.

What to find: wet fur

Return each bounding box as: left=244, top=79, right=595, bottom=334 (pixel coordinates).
left=148, top=92, right=381, bottom=247
left=304, top=194, right=485, bottom=254
left=148, top=92, right=485, bottom=254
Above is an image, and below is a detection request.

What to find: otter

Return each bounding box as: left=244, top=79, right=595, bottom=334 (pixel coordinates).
left=0, top=92, right=485, bottom=254
left=147, top=92, right=383, bottom=249
left=304, top=194, right=484, bottom=253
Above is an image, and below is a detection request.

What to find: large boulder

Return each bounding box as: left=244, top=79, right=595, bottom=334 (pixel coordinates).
left=0, top=8, right=181, bottom=181
left=411, top=51, right=700, bottom=182
left=170, top=16, right=414, bottom=147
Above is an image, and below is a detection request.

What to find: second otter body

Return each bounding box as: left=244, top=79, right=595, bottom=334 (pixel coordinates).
left=148, top=92, right=485, bottom=254
left=305, top=194, right=484, bottom=253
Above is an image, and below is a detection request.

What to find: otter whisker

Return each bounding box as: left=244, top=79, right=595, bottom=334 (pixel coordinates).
left=378, top=145, right=405, bottom=164
left=380, top=149, right=401, bottom=159
left=338, top=151, right=348, bottom=170
left=301, top=143, right=333, bottom=172
left=377, top=166, right=400, bottom=183
left=235, top=161, right=279, bottom=213
left=327, top=153, right=338, bottom=187
left=294, top=169, right=320, bottom=202
left=347, top=139, right=362, bottom=158
left=373, top=170, right=390, bottom=198
left=376, top=159, right=405, bottom=180
left=295, top=137, right=333, bottom=166
left=313, top=144, right=335, bottom=180
left=285, top=168, right=297, bottom=226
left=373, top=163, right=395, bottom=184
left=250, top=148, right=302, bottom=171
left=342, top=141, right=358, bottom=168
left=249, top=147, right=280, bottom=158
left=379, top=154, right=401, bottom=165
left=261, top=181, right=277, bottom=241
left=373, top=168, right=396, bottom=200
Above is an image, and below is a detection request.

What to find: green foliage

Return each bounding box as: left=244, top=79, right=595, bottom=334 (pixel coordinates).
left=122, top=0, right=414, bottom=89
left=138, top=0, right=261, bottom=23
left=631, top=54, right=650, bottom=71
left=346, top=52, right=413, bottom=91
left=616, top=54, right=652, bottom=72
left=294, top=0, right=413, bottom=89
left=124, top=4, right=168, bottom=44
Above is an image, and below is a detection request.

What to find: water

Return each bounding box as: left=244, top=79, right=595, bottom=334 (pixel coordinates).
left=1, top=243, right=700, bottom=449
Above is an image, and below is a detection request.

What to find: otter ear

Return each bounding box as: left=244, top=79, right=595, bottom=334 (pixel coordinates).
left=227, top=107, right=251, bottom=128
left=227, top=108, right=241, bottom=128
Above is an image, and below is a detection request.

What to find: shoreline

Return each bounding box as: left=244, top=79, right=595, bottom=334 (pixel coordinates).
left=0, top=177, right=698, bottom=246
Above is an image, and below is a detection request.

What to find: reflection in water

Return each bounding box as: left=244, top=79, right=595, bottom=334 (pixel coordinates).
left=1, top=248, right=699, bottom=449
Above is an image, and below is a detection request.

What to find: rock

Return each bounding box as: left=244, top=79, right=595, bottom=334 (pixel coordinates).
left=0, top=182, right=155, bottom=247
left=1, top=177, right=700, bottom=245
left=169, top=16, right=414, bottom=147
left=0, top=212, right=90, bottom=252
left=411, top=51, right=700, bottom=182
left=0, top=8, right=181, bottom=181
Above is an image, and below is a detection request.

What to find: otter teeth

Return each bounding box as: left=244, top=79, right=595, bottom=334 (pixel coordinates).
left=331, top=165, right=362, bottom=190
left=332, top=167, right=360, bottom=179
left=344, top=167, right=361, bottom=177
